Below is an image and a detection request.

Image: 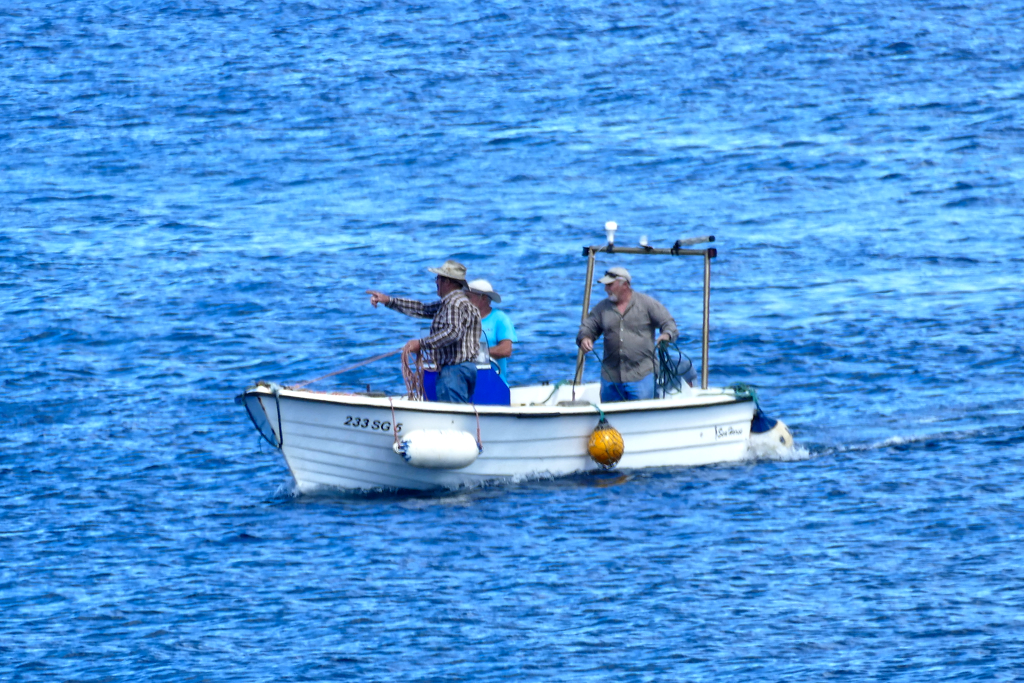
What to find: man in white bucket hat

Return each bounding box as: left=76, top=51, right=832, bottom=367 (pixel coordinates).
left=367, top=259, right=481, bottom=403
left=465, top=279, right=518, bottom=380
left=576, top=266, right=677, bottom=402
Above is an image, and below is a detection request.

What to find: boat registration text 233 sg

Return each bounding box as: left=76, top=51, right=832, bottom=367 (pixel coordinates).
left=344, top=416, right=402, bottom=433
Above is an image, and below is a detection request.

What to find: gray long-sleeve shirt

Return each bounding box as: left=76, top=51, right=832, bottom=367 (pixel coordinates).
left=576, top=291, right=678, bottom=383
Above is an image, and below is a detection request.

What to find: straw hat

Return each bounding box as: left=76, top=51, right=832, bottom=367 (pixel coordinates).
left=466, top=279, right=501, bottom=303
left=427, top=259, right=468, bottom=282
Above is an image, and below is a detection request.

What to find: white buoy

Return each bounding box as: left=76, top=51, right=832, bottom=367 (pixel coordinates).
left=748, top=418, right=794, bottom=454
left=394, top=429, right=481, bottom=469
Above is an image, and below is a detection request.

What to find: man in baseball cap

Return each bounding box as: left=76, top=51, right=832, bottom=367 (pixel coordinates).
left=578, top=266, right=678, bottom=402
left=367, top=259, right=481, bottom=403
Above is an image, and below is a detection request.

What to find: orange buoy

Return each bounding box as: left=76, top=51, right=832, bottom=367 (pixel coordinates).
left=588, top=417, right=624, bottom=468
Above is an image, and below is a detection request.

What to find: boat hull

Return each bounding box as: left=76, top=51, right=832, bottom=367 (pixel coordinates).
left=241, top=384, right=755, bottom=492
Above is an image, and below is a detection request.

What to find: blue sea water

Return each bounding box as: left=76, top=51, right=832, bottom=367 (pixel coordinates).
left=3, top=0, right=1024, bottom=679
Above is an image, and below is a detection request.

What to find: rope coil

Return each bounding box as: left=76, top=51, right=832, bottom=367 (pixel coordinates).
left=401, top=347, right=425, bottom=400
left=654, top=341, right=697, bottom=397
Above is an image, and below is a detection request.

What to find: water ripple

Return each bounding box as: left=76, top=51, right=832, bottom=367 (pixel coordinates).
left=3, top=0, right=1024, bottom=680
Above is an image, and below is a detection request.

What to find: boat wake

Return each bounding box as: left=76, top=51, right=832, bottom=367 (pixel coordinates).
left=809, top=422, right=1023, bottom=459
left=745, top=440, right=813, bottom=462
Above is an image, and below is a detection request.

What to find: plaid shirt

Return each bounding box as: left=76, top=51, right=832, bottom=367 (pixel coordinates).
left=387, top=290, right=481, bottom=367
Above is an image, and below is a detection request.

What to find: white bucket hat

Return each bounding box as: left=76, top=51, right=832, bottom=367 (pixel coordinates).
left=466, top=279, right=501, bottom=303
left=427, top=259, right=468, bottom=282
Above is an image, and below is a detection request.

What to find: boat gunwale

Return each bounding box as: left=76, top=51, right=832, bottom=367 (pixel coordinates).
left=242, top=385, right=753, bottom=418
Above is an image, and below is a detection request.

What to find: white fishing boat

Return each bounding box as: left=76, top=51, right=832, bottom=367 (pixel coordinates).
left=238, top=227, right=791, bottom=492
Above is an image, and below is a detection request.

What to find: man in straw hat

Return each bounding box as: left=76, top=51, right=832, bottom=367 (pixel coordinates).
left=576, top=266, right=677, bottom=402
left=367, top=259, right=482, bottom=403
left=465, top=279, right=518, bottom=380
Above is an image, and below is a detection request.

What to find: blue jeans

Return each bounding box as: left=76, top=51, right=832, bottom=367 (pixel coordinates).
left=600, top=374, right=655, bottom=403
left=436, top=363, right=478, bottom=404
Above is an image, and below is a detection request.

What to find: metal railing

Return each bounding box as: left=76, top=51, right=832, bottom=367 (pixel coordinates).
left=574, top=235, right=717, bottom=390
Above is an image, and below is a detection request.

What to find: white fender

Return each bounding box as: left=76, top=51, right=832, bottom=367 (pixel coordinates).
left=394, top=429, right=481, bottom=469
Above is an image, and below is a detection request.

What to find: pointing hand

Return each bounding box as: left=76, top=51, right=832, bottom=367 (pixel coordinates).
left=367, top=290, right=390, bottom=307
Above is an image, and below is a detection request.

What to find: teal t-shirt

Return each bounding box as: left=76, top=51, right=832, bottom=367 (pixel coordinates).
left=481, top=309, right=518, bottom=378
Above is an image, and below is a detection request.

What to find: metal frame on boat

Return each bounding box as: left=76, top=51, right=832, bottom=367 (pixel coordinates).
left=238, top=230, right=764, bottom=492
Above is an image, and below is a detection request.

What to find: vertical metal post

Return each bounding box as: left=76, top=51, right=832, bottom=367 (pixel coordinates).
left=701, top=249, right=712, bottom=390
left=573, top=248, right=597, bottom=385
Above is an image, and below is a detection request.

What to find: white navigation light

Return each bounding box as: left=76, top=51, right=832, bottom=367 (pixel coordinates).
left=604, top=221, right=618, bottom=245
